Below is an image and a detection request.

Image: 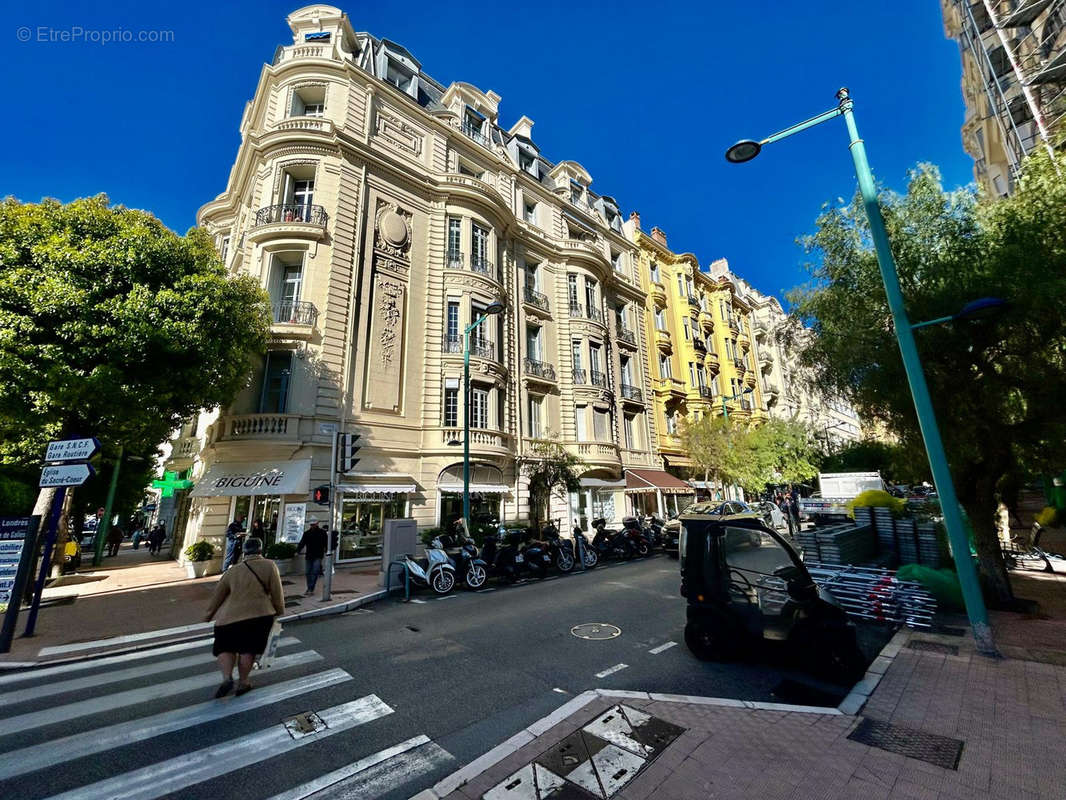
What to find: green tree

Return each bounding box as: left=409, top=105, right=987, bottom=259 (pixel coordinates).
left=748, top=418, right=821, bottom=488
left=786, top=153, right=1066, bottom=605
left=679, top=414, right=736, bottom=490
left=822, top=438, right=929, bottom=486
left=0, top=195, right=270, bottom=514
left=518, top=435, right=584, bottom=530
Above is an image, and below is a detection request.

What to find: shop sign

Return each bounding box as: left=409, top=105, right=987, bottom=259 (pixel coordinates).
left=281, top=503, right=306, bottom=543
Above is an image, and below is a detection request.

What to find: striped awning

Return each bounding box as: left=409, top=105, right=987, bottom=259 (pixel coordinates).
left=624, top=469, right=696, bottom=496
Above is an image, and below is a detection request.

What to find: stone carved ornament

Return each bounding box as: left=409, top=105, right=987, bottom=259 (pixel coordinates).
left=376, top=277, right=405, bottom=366
left=374, top=201, right=413, bottom=260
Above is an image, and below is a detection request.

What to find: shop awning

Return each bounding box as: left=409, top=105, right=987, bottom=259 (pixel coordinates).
left=579, top=477, right=626, bottom=488
left=190, top=460, right=311, bottom=498
left=438, top=483, right=511, bottom=494
left=337, top=484, right=416, bottom=495
left=624, top=469, right=696, bottom=496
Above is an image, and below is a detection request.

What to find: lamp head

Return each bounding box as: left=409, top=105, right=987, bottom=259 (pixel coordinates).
left=725, top=140, right=762, bottom=164
left=446, top=439, right=461, bottom=447
left=485, top=301, right=505, bottom=315
left=955, top=296, right=1006, bottom=321
left=742, top=386, right=754, bottom=394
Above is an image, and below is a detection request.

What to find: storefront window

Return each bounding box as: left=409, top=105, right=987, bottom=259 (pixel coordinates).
left=439, top=493, right=500, bottom=539
left=250, top=496, right=282, bottom=547
left=339, top=495, right=406, bottom=560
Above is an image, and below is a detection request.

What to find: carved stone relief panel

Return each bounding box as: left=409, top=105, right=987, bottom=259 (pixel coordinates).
left=363, top=273, right=406, bottom=414
left=374, top=108, right=425, bottom=159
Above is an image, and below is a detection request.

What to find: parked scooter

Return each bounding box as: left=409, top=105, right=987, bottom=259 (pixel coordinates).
left=442, top=522, right=488, bottom=589
left=478, top=523, right=549, bottom=582
left=516, top=526, right=553, bottom=579
left=590, top=518, right=644, bottom=560
left=572, top=525, right=599, bottom=569
left=622, top=516, right=655, bottom=556
left=540, top=520, right=575, bottom=573
left=400, top=537, right=456, bottom=594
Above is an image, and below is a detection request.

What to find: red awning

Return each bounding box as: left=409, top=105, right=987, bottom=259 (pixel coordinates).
left=625, top=469, right=695, bottom=495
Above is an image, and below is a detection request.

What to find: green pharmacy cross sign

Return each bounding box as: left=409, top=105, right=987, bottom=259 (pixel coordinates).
left=152, top=470, right=193, bottom=498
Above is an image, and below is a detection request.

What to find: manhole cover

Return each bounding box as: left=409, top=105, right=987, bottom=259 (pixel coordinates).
left=571, top=623, right=621, bottom=641
left=847, top=718, right=963, bottom=770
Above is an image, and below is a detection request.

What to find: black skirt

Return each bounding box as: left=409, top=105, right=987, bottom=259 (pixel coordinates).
left=212, top=615, right=274, bottom=656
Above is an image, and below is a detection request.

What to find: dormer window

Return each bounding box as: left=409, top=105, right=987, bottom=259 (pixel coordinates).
left=291, top=86, right=326, bottom=118
left=518, top=151, right=536, bottom=174
left=570, top=181, right=585, bottom=205
left=462, top=107, right=487, bottom=146
left=524, top=201, right=537, bottom=225
left=386, top=60, right=413, bottom=93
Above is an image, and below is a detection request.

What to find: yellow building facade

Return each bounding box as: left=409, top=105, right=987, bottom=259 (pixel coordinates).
left=626, top=221, right=765, bottom=485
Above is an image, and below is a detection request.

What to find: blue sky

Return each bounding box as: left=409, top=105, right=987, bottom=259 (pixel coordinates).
left=6, top=0, right=971, bottom=304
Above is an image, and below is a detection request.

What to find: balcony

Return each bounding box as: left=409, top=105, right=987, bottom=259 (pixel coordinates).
left=247, top=204, right=328, bottom=243
left=727, top=317, right=740, bottom=335
left=524, top=359, right=556, bottom=382
left=461, top=121, right=489, bottom=148
left=569, top=303, right=606, bottom=326
left=572, top=441, right=621, bottom=465
left=270, top=300, right=318, bottom=333
left=616, top=327, right=637, bottom=347
left=569, top=302, right=584, bottom=319
left=734, top=357, right=747, bottom=373
left=697, top=386, right=714, bottom=400
left=441, top=427, right=510, bottom=454
left=650, top=282, right=667, bottom=304
left=688, top=295, right=700, bottom=308
left=753, top=319, right=768, bottom=337
left=764, top=386, right=779, bottom=405
left=654, top=378, right=688, bottom=400
left=573, top=368, right=588, bottom=384
left=692, top=337, right=707, bottom=352
left=654, top=328, right=672, bottom=350
left=442, top=335, right=462, bottom=354
left=216, top=413, right=300, bottom=443
left=704, top=352, right=720, bottom=372
left=698, top=310, right=714, bottom=330
left=590, top=370, right=608, bottom=388
left=273, top=43, right=336, bottom=64
left=743, top=371, right=757, bottom=388
left=620, top=384, right=643, bottom=403
left=470, top=256, right=496, bottom=279
left=167, top=435, right=200, bottom=467
left=446, top=252, right=498, bottom=282
left=759, top=349, right=774, bottom=369
left=470, top=340, right=496, bottom=361
left=447, top=251, right=465, bottom=270
left=268, top=116, right=335, bottom=136
left=523, top=286, right=550, bottom=312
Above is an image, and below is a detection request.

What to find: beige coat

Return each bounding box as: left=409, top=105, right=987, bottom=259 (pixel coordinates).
left=204, top=555, right=285, bottom=627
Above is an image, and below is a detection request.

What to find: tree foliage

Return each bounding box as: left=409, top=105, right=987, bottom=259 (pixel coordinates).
left=822, top=438, right=929, bottom=485
left=680, top=415, right=819, bottom=495
left=518, top=435, right=584, bottom=529
left=0, top=195, right=271, bottom=513
left=786, top=153, right=1066, bottom=604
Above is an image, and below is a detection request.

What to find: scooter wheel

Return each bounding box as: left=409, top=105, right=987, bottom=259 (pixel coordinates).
left=431, top=568, right=455, bottom=594
left=582, top=549, right=598, bottom=568
left=465, top=564, right=487, bottom=589
left=636, top=541, right=650, bottom=558
left=555, top=550, right=574, bottom=573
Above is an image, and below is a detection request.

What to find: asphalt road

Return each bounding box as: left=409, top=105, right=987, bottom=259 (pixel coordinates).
left=0, top=554, right=874, bottom=800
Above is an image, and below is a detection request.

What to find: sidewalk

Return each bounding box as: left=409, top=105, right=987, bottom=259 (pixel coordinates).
left=425, top=567, right=1066, bottom=800
left=1, top=542, right=385, bottom=665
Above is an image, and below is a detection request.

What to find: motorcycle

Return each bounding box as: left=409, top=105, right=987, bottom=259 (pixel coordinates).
left=400, top=537, right=456, bottom=594
left=442, top=526, right=488, bottom=590
left=540, top=520, right=575, bottom=573
left=572, top=525, right=599, bottom=569
left=590, top=518, right=644, bottom=560
left=622, top=516, right=655, bottom=556
left=516, top=526, right=553, bottom=579
left=479, top=523, right=549, bottom=582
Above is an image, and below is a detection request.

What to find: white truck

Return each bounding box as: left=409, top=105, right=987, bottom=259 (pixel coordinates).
left=800, top=472, right=885, bottom=525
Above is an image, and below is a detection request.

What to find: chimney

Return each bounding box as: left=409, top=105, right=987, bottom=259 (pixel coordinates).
left=629, top=211, right=641, bottom=230
left=651, top=226, right=667, bottom=246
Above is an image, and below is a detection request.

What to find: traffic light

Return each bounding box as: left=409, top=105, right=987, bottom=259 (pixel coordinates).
left=338, top=433, right=361, bottom=473
left=312, top=485, right=330, bottom=505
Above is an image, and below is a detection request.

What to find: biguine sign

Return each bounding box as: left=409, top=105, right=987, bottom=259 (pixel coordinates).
left=189, top=460, right=312, bottom=498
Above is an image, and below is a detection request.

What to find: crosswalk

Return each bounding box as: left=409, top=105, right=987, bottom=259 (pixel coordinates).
left=0, top=634, right=454, bottom=800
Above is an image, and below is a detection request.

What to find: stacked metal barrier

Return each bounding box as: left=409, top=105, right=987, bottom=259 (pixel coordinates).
left=806, top=563, right=936, bottom=628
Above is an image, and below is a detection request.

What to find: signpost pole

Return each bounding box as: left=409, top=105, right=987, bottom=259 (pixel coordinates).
left=93, top=444, right=123, bottom=567
left=322, top=427, right=339, bottom=602
left=0, top=516, right=40, bottom=653
left=23, top=489, right=66, bottom=638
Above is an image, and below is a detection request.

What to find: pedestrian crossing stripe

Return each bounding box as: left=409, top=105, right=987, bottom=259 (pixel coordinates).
left=0, top=668, right=352, bottom=781
left=0, top=649, right=322, bottom=735
left=42, top=694, right=394, bottom=800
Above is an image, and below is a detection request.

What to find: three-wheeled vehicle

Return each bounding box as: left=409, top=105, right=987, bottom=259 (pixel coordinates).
left=679, top=509, right=866, bottom=683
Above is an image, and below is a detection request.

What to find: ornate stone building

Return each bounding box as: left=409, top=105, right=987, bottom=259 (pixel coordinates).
left=167, top=4, right=674, bottom=560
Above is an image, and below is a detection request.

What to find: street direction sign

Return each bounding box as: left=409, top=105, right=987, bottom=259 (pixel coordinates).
left=39, top=463, right=95, bottom=488
left=45, top=438, right=100, bottom=463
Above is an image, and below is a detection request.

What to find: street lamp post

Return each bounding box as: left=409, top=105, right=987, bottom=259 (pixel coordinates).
left=720, top=386, right=754, bottom=421
left=463, top=301, right=505, bottom=538
left=725, top=88, right=995, bottom=654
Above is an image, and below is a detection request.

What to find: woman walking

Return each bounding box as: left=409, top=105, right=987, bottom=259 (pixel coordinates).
left=203, top=537, right=284, bottom=698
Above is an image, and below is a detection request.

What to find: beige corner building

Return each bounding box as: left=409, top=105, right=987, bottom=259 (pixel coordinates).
left=942, top=0, right=1065, bottom=196
left=165, top=4, right=690, bottom=562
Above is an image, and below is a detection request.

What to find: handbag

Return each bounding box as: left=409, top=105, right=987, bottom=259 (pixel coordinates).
left=244, top=562, right=282, bottom=668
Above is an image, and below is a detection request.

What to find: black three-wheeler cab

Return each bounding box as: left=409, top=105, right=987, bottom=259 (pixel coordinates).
left=678, top=510, right=866, bottom=684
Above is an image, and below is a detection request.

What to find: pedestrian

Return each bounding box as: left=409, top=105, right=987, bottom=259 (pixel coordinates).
left=105, top=524, right=124, bottom=557
left=250, top=518, right=266, bottom=550
left=296, top=517, right=328, bottom=595
left=132, top=527, right=143, bottom=550
left=148, top=525, right=165, bottom=555
left=203, top=537, right=284, bottom=698
left=223, top=514, right=246, bottom=571
left=789, top=486, right=801, bottom=531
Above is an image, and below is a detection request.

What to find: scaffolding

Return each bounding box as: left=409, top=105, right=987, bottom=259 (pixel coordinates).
left=946, top=0, right=1065, bottom=189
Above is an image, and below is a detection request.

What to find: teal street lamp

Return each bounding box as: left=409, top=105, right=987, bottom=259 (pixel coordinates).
left=720, top=386, right=754, bottom=421
left=463, top=300, right=505, bottom=537
left=910, top=297, right=1007, bottom=330
left=725, top=88, right=996, bottom=654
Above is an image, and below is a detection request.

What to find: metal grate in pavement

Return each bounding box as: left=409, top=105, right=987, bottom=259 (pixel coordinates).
left=908, top=640, right=959, bottom=655
left=847, top=718, right=963, bottom=770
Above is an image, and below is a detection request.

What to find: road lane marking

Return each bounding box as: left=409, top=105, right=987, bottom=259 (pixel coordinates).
left=0, top=637, right=300, bottom=707
left=0, top=668, right=352, bottom=781
left=553, top=688, right=568, bottom=694
left=0, top=650, right=322, bottom=735
left=595, top=663, right=629, bottom=678
left=265, top=735, right=452, bottom=800
left=437, top=595, right=458, bottom=600
left=42, top=695, right=394, bottom=800
left=475, top=588, right=496, bottom=593
left=648, top=641, right=677, bottom=654
left=37, top=622, right=214, bottom=656
left=410, top=599, right=427, bottom=604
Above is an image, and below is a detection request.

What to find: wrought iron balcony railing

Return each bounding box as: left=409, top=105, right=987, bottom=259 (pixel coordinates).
left=698, top=386, right=714, bottom=399
left=621, top=384, right=643, bottom=402
left=461, top=121, right=489, bottom=147
left=272, top=300, right=318, bottom=326
left=569, top=302, right=584, bottom=318
left=590, top=370, right=607, bottom=388
left=254, top=203, right=328, bottom=227
left=446, top=251, right=465, bottom=270
left=572, top=368, right=587, bottom=384
left=470, top=256, right=495, bottom=277
left=585, top=306, right=604, bottom=324
left=524, top=359, right=556, bottom=381
left=470, top=340, right=495, bottom=360
left=443, top=335, right=462, bottom=354
left=523, top=286, right=549, bottom=311
left=616, top=327, right=636, bottom=345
